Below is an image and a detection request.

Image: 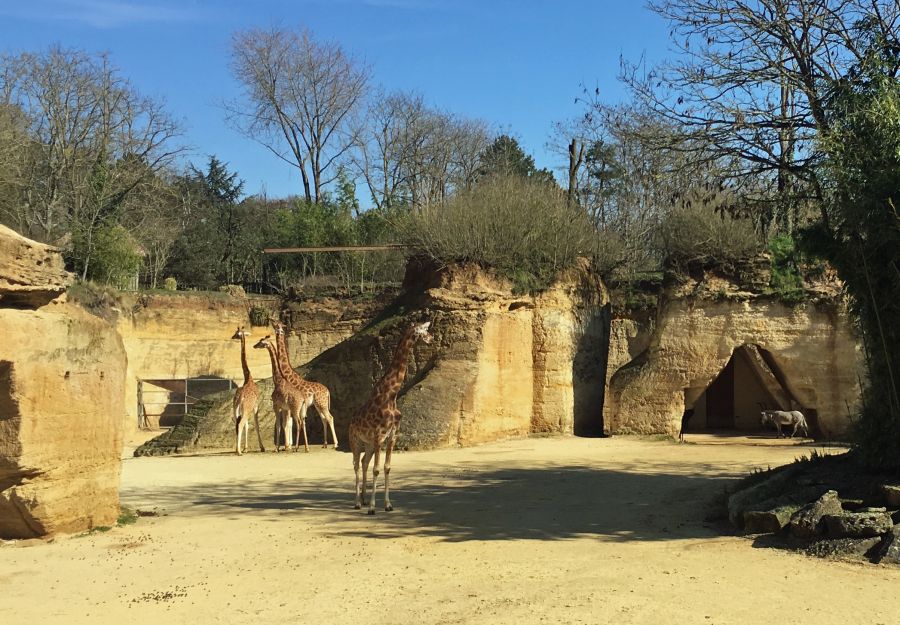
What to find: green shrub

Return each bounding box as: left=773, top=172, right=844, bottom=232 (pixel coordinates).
left=402, top=174, right=604, bottom=293
left=767, top=234, right=807, bottom=304
left=163, top=276, right=177, bottom=291
left=84, top=224, right=144, bottom=290
left=248, top=305, right=270, bottom=327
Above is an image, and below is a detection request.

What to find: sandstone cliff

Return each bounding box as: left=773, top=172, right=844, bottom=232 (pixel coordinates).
left=136, top=260, right=609, bottom=454
left=603, top=264, right=863, bottom=438
left=0, top=229, right=126, bottom=539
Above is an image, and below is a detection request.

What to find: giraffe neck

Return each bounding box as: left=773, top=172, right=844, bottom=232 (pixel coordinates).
left=263, top=343, right=285, bottom=390
left=374, top=327, right=416, bottom=402
left=239, top=333, right=252, bottom=385
left=276, top=331, right=297, bottom=380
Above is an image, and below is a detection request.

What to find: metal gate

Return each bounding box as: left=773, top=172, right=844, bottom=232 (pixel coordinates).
left=137, top=377, right=236, bottom=429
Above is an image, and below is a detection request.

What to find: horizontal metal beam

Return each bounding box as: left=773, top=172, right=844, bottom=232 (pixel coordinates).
left=262, top=244, right=409, bottom=254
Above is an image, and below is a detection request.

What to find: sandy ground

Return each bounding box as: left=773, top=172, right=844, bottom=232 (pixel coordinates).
left=2, top=435, right=899, bottom=625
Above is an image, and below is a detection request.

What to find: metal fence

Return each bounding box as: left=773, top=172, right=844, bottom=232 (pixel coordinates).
left=138, top=377, right=236, bottom=429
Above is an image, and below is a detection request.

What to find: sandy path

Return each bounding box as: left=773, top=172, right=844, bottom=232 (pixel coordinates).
left=2, top=436, right=898, bottom=625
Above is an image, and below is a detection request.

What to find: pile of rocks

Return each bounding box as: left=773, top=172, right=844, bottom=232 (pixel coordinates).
left=728, top=462, right=900, bottom=565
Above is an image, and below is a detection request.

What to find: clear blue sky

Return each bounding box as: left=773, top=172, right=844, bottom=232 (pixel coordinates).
left=0, top=0, right=671, bottom=199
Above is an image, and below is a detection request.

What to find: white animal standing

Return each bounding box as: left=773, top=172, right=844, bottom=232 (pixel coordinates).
left=760, top=410, right=809, bottom=438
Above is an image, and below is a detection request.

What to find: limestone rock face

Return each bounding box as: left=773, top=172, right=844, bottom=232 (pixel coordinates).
left=117, top=291, right=381, bottom=431
left=0, top=226, right=126, bottom=539
left=0, top=225, right=70, bottom=307
left=139, top=261, right=609, bottom=453
left=0, top=306, right=126, bottom=537
left=604, top=271, right=863, bottom=438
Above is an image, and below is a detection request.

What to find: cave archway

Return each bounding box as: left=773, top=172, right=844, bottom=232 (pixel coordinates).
left=681, top=344, right=816, bottom=435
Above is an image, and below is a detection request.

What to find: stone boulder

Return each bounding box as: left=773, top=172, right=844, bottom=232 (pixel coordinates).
left=823, top=509, right=894, bottom=538
left=872, top=525, right=900, bottom=565
left=727, top=465, right=826, bottom=531
left=744, top=505, right=801, bottom=534
left=806, top=537, right=883, bottom=560
left=881, top=484, right=900, bottom=508
left=790, top=490, right=844, bottom=539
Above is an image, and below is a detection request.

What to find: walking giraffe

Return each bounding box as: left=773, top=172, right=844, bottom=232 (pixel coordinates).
left=349, top=321, right=433, bottom=514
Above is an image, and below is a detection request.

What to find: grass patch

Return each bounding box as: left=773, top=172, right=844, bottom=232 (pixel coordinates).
left=117, top=506, right=139, bottom=526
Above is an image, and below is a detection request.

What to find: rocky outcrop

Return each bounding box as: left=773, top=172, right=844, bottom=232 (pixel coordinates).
left=116, top=291, right=383, bottom=431
left=724, top=452, right=900, bottom=566
left=137, top=260, right=609, bottom=454
left=0, top=224, right=69, bottom=307
left=604, top=267, right=863, bottom=438
left=0, top=227, right=127, bottom=539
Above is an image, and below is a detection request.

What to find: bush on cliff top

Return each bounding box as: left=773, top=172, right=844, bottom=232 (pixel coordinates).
left=401, top=175, right=615, bottom=293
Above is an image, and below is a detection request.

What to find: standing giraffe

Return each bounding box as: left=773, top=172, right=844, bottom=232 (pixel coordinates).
left=253, top=335, right=310, bottom=452
left=349, top=321, right=433, bottom=514
left=231, top=326, right=265, bottom=455
left=270, top=319, right=339, bottom=449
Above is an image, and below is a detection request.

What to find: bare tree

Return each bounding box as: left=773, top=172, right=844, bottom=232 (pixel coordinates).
left=620, top=0, right=900, bottom=234
left=0, top=46, right=182, bottom=278
left=228, top=26, right=370, bottom=204
left=352, top=90, right=492, bottom=209
left=352, top=90, right=430, bottom=210
left=551, top=100, right=731, bottom=272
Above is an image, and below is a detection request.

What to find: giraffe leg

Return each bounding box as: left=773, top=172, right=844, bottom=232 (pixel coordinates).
left=299, top=402, right=310, bottom=453
left=234, top=411, right=243, bottom=455
left=352, top=440, right=362, bottom=509
left=384, top=436, right=395, bottom=512
left=322, top=407, right=339, bottom=450
left=368, top=441, right=382, bottom=515
left=361, top=448, right=372, bottom=508
left=284, top=413, right=294, bottom=452
left=253, top=408, right=265, bottom=453
left=313, top=402, right=328, bottom=448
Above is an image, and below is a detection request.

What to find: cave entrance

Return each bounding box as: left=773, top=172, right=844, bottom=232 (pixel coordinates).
left=682, top=344, right=812, bottom=434
left=138, top=377, right=235, bottom=429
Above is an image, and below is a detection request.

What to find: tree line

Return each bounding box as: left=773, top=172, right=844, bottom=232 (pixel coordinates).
left=1, top=3, right=898, bottom=466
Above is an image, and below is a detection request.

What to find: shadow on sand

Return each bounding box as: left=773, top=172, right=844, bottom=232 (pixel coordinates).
left=122, top=463, right=738, bottom=543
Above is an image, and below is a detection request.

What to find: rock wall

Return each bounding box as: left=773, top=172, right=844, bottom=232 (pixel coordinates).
left=0, top=228, right=127, bottom=539
left=116, top=292, right=382, bottom=431
left=136, top=261, right=609, bottom=454
left=604, top=271, right=864, bottom=438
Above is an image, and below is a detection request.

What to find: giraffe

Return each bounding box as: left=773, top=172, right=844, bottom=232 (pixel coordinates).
left=348, top=320, right=433, bottom=514
left=253, top=335, right=310, bottom=452
left=270, top=319, right=339, bottom=450
left=231, top=326, right=265, bottom=454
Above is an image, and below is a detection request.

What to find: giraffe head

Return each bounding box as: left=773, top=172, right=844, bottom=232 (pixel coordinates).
left=252, top=335, right=275, bottom=350
left=413, top=321, right=433, bottom=344
left=231, top=326, right=251, bottom=341
left=269, top=317, right=286, bottom=337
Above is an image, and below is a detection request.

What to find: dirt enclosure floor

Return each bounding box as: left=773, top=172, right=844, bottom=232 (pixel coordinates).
left=2, top=436, right=899, bottom=625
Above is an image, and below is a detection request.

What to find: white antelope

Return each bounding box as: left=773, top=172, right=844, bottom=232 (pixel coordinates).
left=760, top=410, right=809, bottom=438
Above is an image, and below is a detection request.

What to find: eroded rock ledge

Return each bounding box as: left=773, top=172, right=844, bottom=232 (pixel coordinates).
left=0, top=227, right=126, bottom=539
left=136, top=258, right=609, bottom=454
